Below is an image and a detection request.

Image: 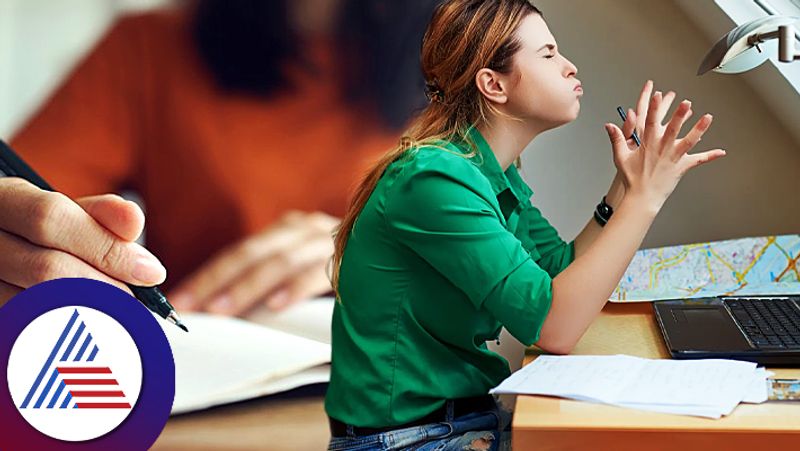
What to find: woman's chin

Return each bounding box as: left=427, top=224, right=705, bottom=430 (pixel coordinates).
left=567, top=102, right=581, bottom=121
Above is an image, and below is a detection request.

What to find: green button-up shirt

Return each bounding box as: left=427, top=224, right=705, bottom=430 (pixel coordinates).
left=325, top=127, right=575, bottom=428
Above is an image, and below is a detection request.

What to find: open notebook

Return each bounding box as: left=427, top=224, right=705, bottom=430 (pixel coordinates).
left=158, top=298, right=334, bottom=415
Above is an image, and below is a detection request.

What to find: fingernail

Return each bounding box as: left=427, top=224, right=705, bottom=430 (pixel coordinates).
left=208, top=295, right=232, bottom=314
left=132, top=257, right=166, bottom=285
left=267, top=290, right=291, bottom=310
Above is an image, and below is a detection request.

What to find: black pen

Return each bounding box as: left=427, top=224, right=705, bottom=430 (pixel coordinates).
left=616, top=106, right=641, bottom=147
left=0, top=139, right=188, bottom=332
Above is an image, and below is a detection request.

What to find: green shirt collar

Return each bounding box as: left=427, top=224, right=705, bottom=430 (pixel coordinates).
left=462, top=127, right=534, bottom=204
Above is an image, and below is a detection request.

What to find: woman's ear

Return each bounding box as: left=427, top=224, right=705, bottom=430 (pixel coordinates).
left=475, top=68, right=508, bottom=105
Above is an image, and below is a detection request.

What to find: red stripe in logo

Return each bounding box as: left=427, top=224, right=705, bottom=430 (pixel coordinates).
left=56, top=367, right=112, bottom=374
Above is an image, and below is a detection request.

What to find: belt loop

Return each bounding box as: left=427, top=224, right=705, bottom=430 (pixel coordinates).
left=346, top=424, right=355, bottom=438
left=445, top=399, right=455, bottom=421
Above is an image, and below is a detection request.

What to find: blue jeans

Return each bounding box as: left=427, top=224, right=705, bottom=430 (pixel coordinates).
left=328, top=398, right=512, bottom=451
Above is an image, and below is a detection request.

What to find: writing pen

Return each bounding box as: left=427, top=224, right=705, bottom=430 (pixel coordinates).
left=0, top=139, right=188, bottom=332
left=616, top=106, right=641, bottom=147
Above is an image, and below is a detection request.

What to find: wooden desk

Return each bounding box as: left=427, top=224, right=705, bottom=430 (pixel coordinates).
left=513, top=302, right=800, bottom=450
left=153, top=303, right=799, bottom=451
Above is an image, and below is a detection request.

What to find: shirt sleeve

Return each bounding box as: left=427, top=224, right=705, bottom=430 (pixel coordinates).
left=10, top=15, right=150, bottom=198
left=521, top=205, right=575, bottom=279
left=385, top=155, right=553, bottom=345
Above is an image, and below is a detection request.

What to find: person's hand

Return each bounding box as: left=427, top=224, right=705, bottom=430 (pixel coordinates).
left=0, top=178, right=167, bottom=305
left=605, top=80, right=727, bottom=211
left=169, top=210, right=338, bottom=316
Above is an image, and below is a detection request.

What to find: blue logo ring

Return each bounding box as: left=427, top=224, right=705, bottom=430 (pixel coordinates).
left=0, top=278, right=175, bottom=451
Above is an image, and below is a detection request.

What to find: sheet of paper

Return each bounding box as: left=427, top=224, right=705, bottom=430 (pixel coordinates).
left=160, top=312, right=331, bottom=415
left=491, top=355, right=762, bottom=419
left=491, top=355, right=642, bottom=403
left=611, top=358, right=755, bottom=408
left=741, top=368, right=773, bottom=404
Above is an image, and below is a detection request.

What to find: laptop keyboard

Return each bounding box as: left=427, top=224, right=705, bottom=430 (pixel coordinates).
left=723, top=297, right=800, bottom=350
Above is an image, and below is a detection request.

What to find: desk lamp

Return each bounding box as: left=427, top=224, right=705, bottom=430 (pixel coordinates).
left=698, top=15, right=799, bottom=75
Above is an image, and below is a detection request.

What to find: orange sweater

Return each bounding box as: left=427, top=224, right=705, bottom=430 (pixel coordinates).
left=12, top=10, right=396, bottom=288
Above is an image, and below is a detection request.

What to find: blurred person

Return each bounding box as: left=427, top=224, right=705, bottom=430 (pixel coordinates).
left=1, top=0, right=436, bottom=315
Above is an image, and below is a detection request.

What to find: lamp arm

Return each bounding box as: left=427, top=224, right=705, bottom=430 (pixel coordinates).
left=747, top=25, right=800, bottom=63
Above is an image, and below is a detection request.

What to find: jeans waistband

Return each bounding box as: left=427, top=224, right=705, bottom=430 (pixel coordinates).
left=329, top=394, right=496, bottom=437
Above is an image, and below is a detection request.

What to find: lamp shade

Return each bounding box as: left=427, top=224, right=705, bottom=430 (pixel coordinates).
left=697, top=15, right=798, bottom=75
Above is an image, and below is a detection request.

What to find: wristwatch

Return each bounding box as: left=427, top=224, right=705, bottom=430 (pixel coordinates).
left=593, top=196, right=614, bottom=227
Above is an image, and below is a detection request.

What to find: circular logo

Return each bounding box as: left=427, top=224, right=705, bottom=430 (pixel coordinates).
left=0, top=278, right=175, bottom=451
left=8, top=306, right=143, bottom=441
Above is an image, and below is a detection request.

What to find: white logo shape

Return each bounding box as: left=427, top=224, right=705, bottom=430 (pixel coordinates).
left=7, top=306, right=143, bottom=441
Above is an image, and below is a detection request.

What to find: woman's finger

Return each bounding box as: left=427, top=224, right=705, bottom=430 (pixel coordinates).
left=635, top=80, right=654, bottom=131
left=0, top=229, right=133, bottom=294
left=199, top=231, right=334, bottom=316
left=682, top=148, right=727, bottom=172
left=643, top=91, right=662, bottom=144
left=0, top=178, right=165, bottom=286
left=169, top=223, right=310, bottom=309
left=663, top=100, right=693, bottom=145
left=75, top=194, right=145, bottom=242
left=605, top=124, right=630, bottom=162
left=205, top=235, right=333, bottom=316
left=674, top=114, right=714, bottom=158
left=654, top=91, right=676, bottom=125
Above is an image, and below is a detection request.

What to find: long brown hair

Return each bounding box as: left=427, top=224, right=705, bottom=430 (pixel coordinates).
left=331, top=0, right=541, bottom=295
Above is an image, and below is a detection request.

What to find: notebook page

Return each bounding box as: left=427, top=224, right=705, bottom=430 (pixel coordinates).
left=160, top=313, right=331, bottom=414
left=247, top=297, right=334, bottom=344
left=171, top=364, right=330, bottom=415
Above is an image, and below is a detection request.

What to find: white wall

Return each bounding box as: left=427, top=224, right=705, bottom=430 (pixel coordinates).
left=523, top=0, right=800, bottom=249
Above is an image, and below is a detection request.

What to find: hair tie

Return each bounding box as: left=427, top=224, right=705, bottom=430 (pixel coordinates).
left=424, top=81, right=445, bottom=103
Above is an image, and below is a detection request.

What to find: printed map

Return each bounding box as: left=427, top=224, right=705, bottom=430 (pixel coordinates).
left=611, top=235, right=800, bottom=302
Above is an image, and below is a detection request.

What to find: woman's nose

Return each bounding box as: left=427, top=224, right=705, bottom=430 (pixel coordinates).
left=563, top=55, right=578, bottom=77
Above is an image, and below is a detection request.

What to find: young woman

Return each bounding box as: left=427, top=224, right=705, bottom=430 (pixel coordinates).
left=325, top=1, right=726, bottom=449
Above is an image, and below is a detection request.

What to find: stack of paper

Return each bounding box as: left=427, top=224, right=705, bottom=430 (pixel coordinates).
left=490, top=355, right=771, bottom=418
